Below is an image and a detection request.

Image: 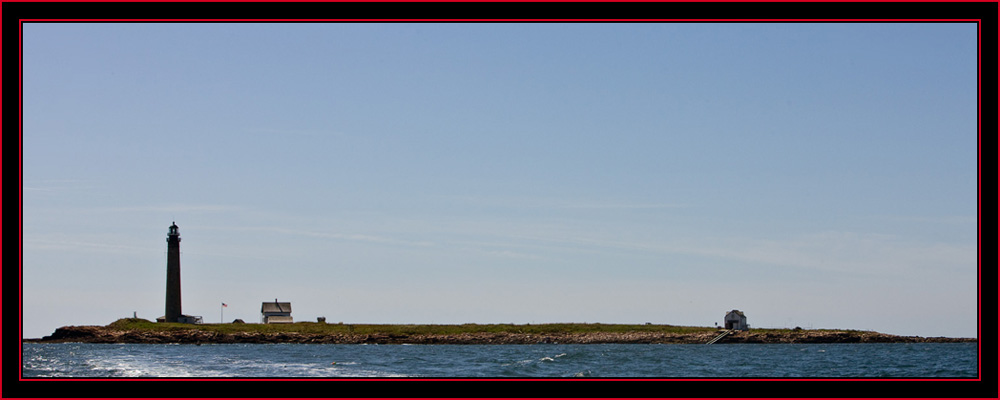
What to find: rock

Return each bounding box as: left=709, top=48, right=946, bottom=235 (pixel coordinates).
left=29, top=323, right=977, bottom=345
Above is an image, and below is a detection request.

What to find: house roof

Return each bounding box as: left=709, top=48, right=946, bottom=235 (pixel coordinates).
left=726, top=310, right=745, bottom=317
left=261, top=302, right=292, bottom=313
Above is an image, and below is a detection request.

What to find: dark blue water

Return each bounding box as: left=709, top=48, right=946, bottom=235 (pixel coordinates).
left=21, top=343, right=978, bottom=378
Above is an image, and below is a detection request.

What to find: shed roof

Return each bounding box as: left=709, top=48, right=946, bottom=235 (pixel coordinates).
left=261, top=302, right=292, bottom=313
left=726, top=310, right=745, bottom=317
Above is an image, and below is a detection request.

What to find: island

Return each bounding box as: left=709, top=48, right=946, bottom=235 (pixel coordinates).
left=24, top=319, right=975, bottom=345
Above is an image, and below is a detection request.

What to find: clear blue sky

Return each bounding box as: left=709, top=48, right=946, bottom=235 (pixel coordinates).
left=21, top=22, right=979, bottom=339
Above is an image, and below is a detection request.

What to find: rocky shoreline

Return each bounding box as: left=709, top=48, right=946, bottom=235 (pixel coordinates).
left=26, top=325, right=975, bottom=345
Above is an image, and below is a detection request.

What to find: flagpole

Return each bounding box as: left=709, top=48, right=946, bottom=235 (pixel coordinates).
left=221, top=303, right=224, bottom=324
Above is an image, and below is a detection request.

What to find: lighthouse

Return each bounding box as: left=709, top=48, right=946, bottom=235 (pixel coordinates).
left=156, top=222, right=203, bottom=324
left=164, top=222, right=182, bottom=322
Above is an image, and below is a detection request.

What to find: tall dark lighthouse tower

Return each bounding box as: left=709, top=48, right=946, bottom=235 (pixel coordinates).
left=164, top=222, right=182, bottom=323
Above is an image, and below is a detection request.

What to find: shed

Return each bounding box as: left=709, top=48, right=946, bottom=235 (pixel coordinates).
left=177, top=315, right=203, bottom=324
left=261, top=300, right=293, bottom=324
left=156, top=314, right=202, bottom=324
left=724, top=310, right=749, bottom=331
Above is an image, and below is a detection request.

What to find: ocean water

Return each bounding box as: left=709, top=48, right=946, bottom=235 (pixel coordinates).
left=21, top=342, right=978, bottom=378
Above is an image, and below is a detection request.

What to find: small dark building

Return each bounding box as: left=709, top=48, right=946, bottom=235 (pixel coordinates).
left=725, top=310, right=749, bottom=331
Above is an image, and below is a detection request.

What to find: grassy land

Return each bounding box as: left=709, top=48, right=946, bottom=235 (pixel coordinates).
left=39, top=319, right=963, bottom=344
left=107, top=318, right=721, bottom=335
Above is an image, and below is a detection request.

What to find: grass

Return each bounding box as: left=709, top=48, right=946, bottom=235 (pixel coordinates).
left=743, top=327, right=876, bottom=334
left=107, top=318, right=720, bottom=335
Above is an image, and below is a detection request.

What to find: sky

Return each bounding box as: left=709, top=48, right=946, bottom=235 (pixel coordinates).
left=20, top=22, right=979, bottom=339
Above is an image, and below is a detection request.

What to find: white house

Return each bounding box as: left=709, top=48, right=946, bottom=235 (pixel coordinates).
left=724, top=310, right=749, bottom=331
left=261, top=300, right=293, bottom=324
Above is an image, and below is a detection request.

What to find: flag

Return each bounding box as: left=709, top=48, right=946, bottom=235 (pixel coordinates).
left=222, top=303, right=228, bottom=307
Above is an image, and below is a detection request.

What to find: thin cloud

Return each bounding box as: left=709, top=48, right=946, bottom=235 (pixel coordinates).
left=437, top=195, right=688, bottom=211
left=659, top=231, right=977, bottom=277
left=207, top=225, right=435, bottom=248
left=22, top=179, right=96, bottom=193
left=98, top=204, right=247, bottom=214
left=874, top=215, right=977, bottom=225
left=246, top=128, right=345, bottom=139
left=22, top=237, right=154, bottom=255
left=557, top=203, right=689, bottom=210
left=434, top=221, right=974, bottom=278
